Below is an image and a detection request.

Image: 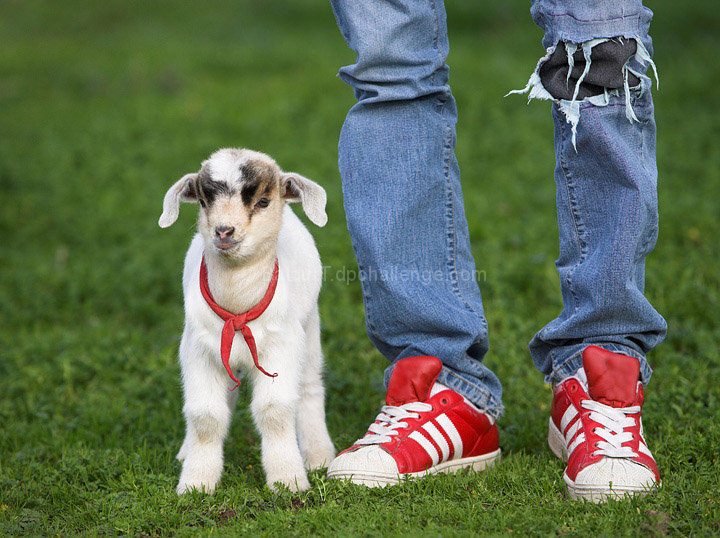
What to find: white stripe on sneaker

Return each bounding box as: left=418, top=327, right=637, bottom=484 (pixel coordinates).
left=567, top=432, right=585, bottom=456
left=436, top=413, right=463, bottom=459
left=423, top=422, right=450, bottom=462
left=560, top=405, right=578, bottom=433
left=409, top=431, right=440, bottom=466
left=565, top=419, right=581, bottom=444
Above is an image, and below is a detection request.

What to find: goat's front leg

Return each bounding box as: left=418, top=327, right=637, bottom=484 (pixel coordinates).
left=250, top=349, right=309, bottom=492
left=176, top=385, right=237, bottom=464
left=176, top=337, right=234, bottom=495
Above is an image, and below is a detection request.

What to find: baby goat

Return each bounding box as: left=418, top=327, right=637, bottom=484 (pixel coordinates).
left=159, top=148, right=335, bottom=493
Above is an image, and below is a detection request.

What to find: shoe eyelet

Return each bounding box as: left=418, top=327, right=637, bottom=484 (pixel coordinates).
left=570, top=384, right=577, bottom=393
left=440, top=398, right=448, bottom=405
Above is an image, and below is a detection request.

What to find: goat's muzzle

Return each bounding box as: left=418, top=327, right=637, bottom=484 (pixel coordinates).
left=214, top=226, right=242, bottom=251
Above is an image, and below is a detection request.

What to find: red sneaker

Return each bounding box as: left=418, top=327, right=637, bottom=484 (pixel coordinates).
left=327, top=356, right=501, bottom=486
left=549, top=346, right=661, bottom=502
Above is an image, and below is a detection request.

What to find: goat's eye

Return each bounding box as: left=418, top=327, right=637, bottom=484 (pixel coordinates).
left=256, top=197, right=270, bottom=209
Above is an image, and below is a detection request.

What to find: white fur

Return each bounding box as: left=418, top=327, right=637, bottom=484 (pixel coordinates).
left=161, top=149, right=335, bottom=494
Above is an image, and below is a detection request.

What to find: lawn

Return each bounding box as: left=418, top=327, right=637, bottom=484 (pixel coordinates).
left=1, top=0, right=718, bottom=535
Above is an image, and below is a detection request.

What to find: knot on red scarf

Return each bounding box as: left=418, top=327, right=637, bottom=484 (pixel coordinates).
left=200, top=257, right=279, bottom=390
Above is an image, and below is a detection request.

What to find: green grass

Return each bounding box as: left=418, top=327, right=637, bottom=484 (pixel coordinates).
left=1, top=0, right=719, bottom=535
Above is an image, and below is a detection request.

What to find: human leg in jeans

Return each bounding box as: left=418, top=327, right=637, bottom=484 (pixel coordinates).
left=326, top=0, right=502, bottom=486
left=511, top=0, right=667, bottom=501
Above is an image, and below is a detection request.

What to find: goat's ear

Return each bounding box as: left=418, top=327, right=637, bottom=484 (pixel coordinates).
left=158, top=173, right=199, bottom=228
left=281, top=172, right=327, bottom=227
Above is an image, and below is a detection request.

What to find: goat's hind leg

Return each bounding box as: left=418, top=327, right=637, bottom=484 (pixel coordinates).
left=296, top=309, right=336, bottom=470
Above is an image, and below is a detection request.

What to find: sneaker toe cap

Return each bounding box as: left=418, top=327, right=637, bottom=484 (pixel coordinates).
left=327, top=445, right=399, bottom=485
left=575, top=458, right=657, bottom=492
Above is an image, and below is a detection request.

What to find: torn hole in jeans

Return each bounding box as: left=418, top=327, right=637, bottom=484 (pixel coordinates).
left=507, top=37, right=659, bottom=149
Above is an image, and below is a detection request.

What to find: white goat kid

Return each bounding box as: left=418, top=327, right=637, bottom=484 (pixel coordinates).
left=159, top=148, right=335, bottom=494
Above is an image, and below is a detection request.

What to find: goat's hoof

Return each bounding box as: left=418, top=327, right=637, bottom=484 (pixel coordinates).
left=268, top=474, right=311, bottom=493
left=176, top=480, right=216, bottom=495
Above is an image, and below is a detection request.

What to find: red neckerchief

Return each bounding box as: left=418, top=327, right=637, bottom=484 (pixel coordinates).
left=199, top=256, right=279, bottom=390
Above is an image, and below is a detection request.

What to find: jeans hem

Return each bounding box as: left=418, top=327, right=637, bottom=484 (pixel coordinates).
left=437, top=368, right=505, bottom=420
left=545, top=342, right=653, bottom=387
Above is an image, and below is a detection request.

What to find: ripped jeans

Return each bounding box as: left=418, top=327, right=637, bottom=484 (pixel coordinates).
left=330, top=0, right=667, bottom=419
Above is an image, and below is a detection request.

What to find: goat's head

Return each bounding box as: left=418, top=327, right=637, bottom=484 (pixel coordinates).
left=159, top=148, right=327, bottom=263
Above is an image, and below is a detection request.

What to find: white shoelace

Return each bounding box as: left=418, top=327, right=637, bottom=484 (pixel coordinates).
left=355, top=402, right=433, bottom=445
left=582, top=400, right=641, bottom=458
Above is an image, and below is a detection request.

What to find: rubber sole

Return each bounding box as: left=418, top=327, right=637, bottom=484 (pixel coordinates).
left=548, top=417, right=658, bottom=503
left=327, top=448, right=502, bottom=488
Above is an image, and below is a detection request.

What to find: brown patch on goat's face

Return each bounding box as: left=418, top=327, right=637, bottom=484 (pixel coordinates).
left=240, top=160, right=278, bottom=209
left=196, top=166, right=234, bottom=208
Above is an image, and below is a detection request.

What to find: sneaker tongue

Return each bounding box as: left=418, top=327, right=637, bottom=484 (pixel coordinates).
left=386, top=356, right=442, bottom=406
left=582, top=346, right=640, bottom=407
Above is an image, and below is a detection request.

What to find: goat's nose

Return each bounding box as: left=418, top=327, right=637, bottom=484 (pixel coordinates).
left=215, top=225, right=235, bottom=240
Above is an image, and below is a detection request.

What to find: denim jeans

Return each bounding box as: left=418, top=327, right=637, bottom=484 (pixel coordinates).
left=330, top=0, right=667, bottom=419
